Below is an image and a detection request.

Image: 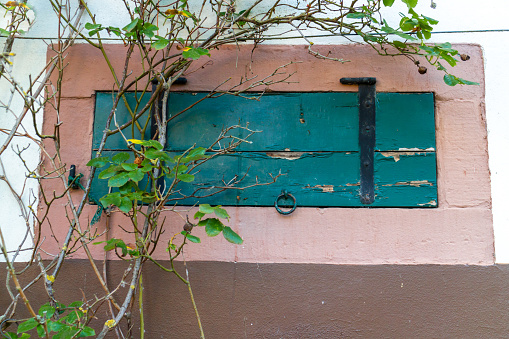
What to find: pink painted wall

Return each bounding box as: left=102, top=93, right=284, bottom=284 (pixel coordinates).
left=40, top=44, right=492, bottom=264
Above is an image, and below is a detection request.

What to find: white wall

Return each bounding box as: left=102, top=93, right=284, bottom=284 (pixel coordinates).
left=1, top=0, right=508, bottom=262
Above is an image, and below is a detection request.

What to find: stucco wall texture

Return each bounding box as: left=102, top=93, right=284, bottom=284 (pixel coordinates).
left=3, top=261, right=509, bottom=338
left=40, top=43, right=492, bottom=265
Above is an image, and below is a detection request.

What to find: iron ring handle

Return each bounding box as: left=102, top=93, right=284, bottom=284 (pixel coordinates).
left=274, top=190, right=297, bottom=215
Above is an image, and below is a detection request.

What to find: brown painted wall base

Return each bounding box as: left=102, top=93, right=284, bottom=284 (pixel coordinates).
left=3, top=262, right=509, bottom=338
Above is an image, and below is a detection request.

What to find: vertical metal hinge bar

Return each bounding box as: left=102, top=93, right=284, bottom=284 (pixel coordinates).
left=340, top=77, right=376, bottom=205
left=358, top=84, right=376, bottom=204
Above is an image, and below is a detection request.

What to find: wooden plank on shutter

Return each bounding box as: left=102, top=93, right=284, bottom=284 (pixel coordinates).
left=374, top=152, right=437, bottom=207
left=93, top=92, right=151, bottom=150
left=165, top=93, right=245, bottom=151
left=376, top=93, right=435, bottom=151
left=166, top=92, right=359, bottom=152
left=236, top=152, right=360, bottom=206
left=163, top=152, right=359, bottom=207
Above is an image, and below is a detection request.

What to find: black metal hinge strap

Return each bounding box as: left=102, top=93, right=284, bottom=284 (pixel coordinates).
left=340, top=77, right=377, bottom=205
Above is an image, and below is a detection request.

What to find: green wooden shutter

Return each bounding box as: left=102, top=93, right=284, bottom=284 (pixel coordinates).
left=91, top=92, right=437, bottom=207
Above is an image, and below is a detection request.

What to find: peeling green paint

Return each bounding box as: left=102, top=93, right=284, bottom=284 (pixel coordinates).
left=92, top=92, right=437, bottom=207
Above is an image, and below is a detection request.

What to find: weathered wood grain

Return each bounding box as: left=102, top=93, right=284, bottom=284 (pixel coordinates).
left=91, top=92, right=437, bottom=207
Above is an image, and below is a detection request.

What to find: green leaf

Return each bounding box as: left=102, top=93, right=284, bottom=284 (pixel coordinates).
left=423, top=15, right=439, bottom=25
left=140, top=192, right=158, bottom=204
left=53, top=327, right=79, bottom=339
left=362, top=34, right=381, bottom=42
left=121, top=163, right=138, bottom=171
left=48, top=321, right=65, bottom=332
left=199, top=204, right=214, bottom=214
left=399, top=17, right=415, bottom=31
left=78, top=326, right=96, bottom=337
left=85, top=23, right=100, bottom=30
left=436, top=62, right=447, bottom=71
left=98, top=165, right=122, bottom=179
left=145, top=149, right=172, bottom=162
left=141, top=23, right=158, bottom=38
left=381, top=26, right=416, bottom=41
left=119, top=197, right=132, bottom=213
left=0, top=28, right=10, bottom=37
left=142, top=140, right=164, bottom=150
left=394, top=30, right=417, bottom=41
left=417, top=18, right=433, bottom=31
left=435, top=42, right=457, bottom=53
left=6, top=333, right=30, bottom=339
left=182, top=47, right=210, bottom=60
left=182, top=147, right=209, bottom=162
left=205, top=218, right=223, bottom=237
left=443, top=74, right=459, bottom=86
left=383, top=0, right=395, bottom=6
left=144, top=149, right=164, bottom=160
left=441, top=54, right=457, bottom=67
left=182, top=48, right=201, bottom=60
left=213, top=206, right=230, bottom=220
left=108, top=172, right=130, bottom=187
left=56, top=303, right=66, bottom=314
left=177, top=173, right=194, bottom=182
left=99, top=192, right=122, bottom=208
left=181, top=231, right=201, bottom=243
left=18, top=318, right=38, bottom=333
left=152, top=36, right=169, bottom=50
left=123, top=18, right=141, bottom=32
left=38, top=303, right=56, bottom=318
left=420, top=45, right=435, bottom=54
left=103, top=239, right=126, bottom=253
left=112, top=152, right=130, bottom=164
left=129, top=191, right=144, bottom=201
left=86, top=157, right=110, bottom=168
left=175, top=164, right=188, bottom=174
left=36, top=324, right=44, bottom=337
left=107, top=26, right=122, bottom=36
left=194, top=211, right=205, bottom=220
left=457, top=78, right=479, bottom=86
left=119, top=181, right=133, bottom=194
left=393, top=40, right=407, bottom=49
left=222, top=226, right=243, bottom=244
left=115, top=241, right=128, bottom=256
left=128, top=168, right=144, bottom=182
left=140, top=160, right=154, bottom=172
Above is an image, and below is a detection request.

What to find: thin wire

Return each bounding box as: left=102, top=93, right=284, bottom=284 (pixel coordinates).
left=4, top=28, right=509, bottom=42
